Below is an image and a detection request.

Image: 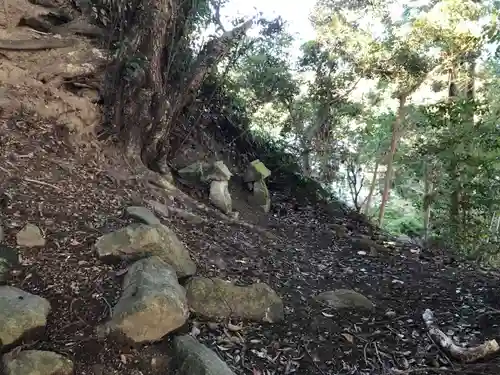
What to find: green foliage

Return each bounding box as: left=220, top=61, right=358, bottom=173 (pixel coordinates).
left=232, top=17, right=299, bottom=110
left=179, top=0, right=500, bottom=264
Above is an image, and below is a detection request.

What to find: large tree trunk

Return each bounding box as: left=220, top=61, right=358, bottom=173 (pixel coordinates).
left=377, top=95, right=407, bottom=227
left=103, top=0, right=174, bottom=165
left=147, top=19, right=253, bottom=167
left=104, top=0, right=252, bottom=169
left=301, top=150, right=312, bottom=177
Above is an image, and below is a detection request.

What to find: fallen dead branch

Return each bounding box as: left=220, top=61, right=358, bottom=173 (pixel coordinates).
left=23, top=177, right=62, bottom=191
left=146, top=199, right=205, bottom=225
left=422, top=309, right=499, bottom=363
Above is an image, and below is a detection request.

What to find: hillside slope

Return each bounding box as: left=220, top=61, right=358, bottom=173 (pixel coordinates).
left=1, top=113, right=500, bottom=375
left=1, top=2, right=500, bottom=374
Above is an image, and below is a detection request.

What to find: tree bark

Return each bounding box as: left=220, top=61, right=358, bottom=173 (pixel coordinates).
left=447, top=64, right=460, bottom=238
left=299, top=134, right=312, bottom=177
left=146, top=19, right=254, bottom=166
left=363, top=158, right=379, bottom=215
left=301, top=150, right=312, bottom=177
left=377, top=95, right=407, bottom=227
left=104, top=1, right=253, bottom=168
left=422, top=160, right=433, bottom=243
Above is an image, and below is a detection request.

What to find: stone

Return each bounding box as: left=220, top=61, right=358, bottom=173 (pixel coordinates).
left=330, top=223, right=347, bottom=237
left=248, top=180, right=270, bottom=213
left=126, top=206, right=161, bottom=225
left=178, top=161, right=208, bottom=181
left=3, top=350, right=73, bottom=375
left=243, top=159, right=271, bottom=183
left=397, top=234, right=412, bottom=244
left=314, top=289, right=374, bottom=310
left=351, top=236, right=387, bottom=255
left=104, top=256, right=189, bottom=343
left=0, top=245, right=19, bottom=284
left=186, top=277, right=284, bottom=323
left=209, top=181, right=232, bottom=214
left=0, top=286, right=51, bottom=346
left=174, top=335, right=235, bottom=375
left=178, top=161, right=232, bottom=183
left=206, top=161, right=232, bottom=181
left=16, top=224, right=45, bottom=247
left=0, top=223, right=3, bottom=242
left=94, top=224, right=196, bottom=277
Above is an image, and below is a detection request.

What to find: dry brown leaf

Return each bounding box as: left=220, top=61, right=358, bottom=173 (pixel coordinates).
left=341, top=333, right=354, bottom=343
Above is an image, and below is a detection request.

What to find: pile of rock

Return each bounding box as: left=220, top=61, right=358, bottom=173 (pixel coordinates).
left=178, top=160, right=233, bottom=214
left=0, top=184, right=377, bottom=374
left=244, top=159, right=271, bottom=213
left=0, top=205, right=285, bottom=374
left=177, top=159, right=274, bottom=216
left=93, top=205, right=285, bottom=373
left=0, top=223, right=74, bottom=375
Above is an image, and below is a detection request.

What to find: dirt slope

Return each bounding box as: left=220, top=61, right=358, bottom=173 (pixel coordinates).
left=0, top=0, right=102, bottom=142
left=1, top=112, right=500, bottom=375
left=1, top=2, right=500, bottom=374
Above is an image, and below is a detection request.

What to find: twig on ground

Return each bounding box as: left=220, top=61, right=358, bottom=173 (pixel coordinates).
left=22, top=177, right=62, bottom=191
left=303, top=344, right=327, bottom=375
left=390, top=368, right=453, bottom=374
left=363, top=342, right=372, bottom=367
left=0, top=165, right=11, bottom=175
left=427, top=332, right=454, bottom=367
left=374, top=342, right=386, bottom=372
left=70, top=298, right=90, bottom=327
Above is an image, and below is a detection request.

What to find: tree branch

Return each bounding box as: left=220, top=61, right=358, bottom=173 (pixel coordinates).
left=210, top=0, right=226, bottom=33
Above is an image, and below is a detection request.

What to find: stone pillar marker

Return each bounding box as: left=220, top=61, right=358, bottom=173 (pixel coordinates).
left=243, top=159, right=271, bottom=213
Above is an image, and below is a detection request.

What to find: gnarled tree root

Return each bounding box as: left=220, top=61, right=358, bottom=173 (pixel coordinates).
left=0, top=38, right=77, bottom=50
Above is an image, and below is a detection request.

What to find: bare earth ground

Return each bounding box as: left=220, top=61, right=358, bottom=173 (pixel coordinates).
left=0, top=4, right=500, bottom=370
left=2, top=114, right=500, bottom=375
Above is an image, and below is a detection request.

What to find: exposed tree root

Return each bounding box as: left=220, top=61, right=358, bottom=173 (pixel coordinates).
left=142, top=173, right=278, bottom=240
left=0, top=37, right=77, bottom=50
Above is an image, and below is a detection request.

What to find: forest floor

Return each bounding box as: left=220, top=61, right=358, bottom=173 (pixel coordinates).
left=1, top=2, right=500, bottom=373
left=2, top=114, right=500, bottom=375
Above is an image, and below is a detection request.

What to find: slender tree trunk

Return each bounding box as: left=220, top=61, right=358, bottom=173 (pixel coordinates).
left=457, top=52, right=476, bottom=239
left=449, top=159, right=460, bottom=236
left=446, top=64, right=460, bottom=239
left=302, top=151, right=312, bottom=177
left=495, top=215, right=500, bottom=238
left=423, top=160, right=433, bottom=243
left=299, top=137, right=312, bottom=177
left=377, top=95, right=407, bottom=227
left=363, top=159, right=380, bottom=215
